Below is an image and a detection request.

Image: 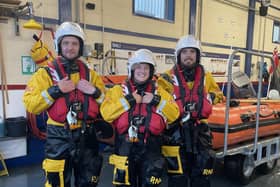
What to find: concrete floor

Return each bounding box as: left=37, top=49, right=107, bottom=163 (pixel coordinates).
left=0, top=152, right=279, bottom=187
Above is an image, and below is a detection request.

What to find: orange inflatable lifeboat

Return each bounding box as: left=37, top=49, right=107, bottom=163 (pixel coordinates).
left=208, top=100, right=280, bottom=149
left=208, top=65, right=280, bottom=150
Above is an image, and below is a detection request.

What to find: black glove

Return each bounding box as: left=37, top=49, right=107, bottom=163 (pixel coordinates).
left=93, top=120, right=114, bottom=139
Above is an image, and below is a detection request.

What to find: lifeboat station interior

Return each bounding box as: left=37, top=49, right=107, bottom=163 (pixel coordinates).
left=0, top=0, right=280, bottom=187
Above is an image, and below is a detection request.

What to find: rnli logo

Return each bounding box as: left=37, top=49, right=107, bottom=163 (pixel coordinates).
left=150, top=176, right=162, bottom=184
left=203, top=169, right=214, bottom=176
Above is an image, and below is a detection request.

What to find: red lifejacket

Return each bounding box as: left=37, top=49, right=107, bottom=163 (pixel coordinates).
left=47, top=57, right=99, bottom=123
left=172, top=65, right=212, bottom=119
left=113, top=80, right=166, bottom=136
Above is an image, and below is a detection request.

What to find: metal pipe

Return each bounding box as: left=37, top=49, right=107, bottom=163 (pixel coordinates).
left=217, top=48, right=274, bottom=159
left=101, top=50, right=128, bottom=75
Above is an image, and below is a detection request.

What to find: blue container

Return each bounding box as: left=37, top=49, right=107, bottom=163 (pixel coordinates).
left=6, top=117, right=27, bottom=137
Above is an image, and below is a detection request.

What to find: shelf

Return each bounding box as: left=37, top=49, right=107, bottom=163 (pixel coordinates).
left=0, top=136, right=27, bottom=159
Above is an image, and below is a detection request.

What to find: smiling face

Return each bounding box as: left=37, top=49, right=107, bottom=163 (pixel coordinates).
left=180, top=47, right=197, bottom=69
left=132, top=63, right=151, bottom=84
left=60, top=36, right=80, bottom=60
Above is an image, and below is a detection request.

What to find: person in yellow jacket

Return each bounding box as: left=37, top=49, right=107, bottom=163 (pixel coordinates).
left=158, top=35, right=222, bottom=187
left=100, top=49, right=179, bottom=187
left=23, top=22, right=106, bottom=187
left=160, top=65, right=224, bottom=105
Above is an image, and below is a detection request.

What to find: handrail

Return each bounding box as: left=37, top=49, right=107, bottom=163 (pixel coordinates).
left=217, top=49, right=274, bottom=158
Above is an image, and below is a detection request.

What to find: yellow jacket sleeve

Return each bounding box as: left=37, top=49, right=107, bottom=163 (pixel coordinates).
left=100, top=85, right=130, bottom=123
left=157, top=70, right=174, bottom=94
left=155, top=85, right=179, bottom=124
left=89, top=69, right=106, bottom=104
left=205, top=72, right=224, bottom=104
left=23, top=68, right=55, bottom=114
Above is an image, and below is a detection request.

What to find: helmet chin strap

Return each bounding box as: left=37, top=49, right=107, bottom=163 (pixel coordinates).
left=133, top=79, right=150, bottom=96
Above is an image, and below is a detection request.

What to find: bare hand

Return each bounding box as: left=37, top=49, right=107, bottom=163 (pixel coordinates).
left=142, top=92, right=154, bottom=103
left=132, top=90, right=142, bottom=103
left=76, top=79, right=96, bottom=94
left=58, top=77, right=75, bottom=93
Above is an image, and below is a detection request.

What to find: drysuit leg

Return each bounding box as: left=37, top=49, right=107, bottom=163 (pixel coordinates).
left=190, top=151, right=215, bottom=187
left=43, top=158, right=70, bottom=187
left=74, top=149, right=103, bottom=187
left=75, top=125, right=103, bottom=187
left=141, top=136, right=167, bottom=187
left=109, top=135, right=132, bottom=186
left=164, top=146, right=188, bottom=187
left=43, top=125, right=76, bottom=187
left=191, top=123, right=215, bottom=187
left=162, top=124, right=188, bottom=187
left=168, top=174, right=188, bottom=187
left=190, top=123, right=215, bottom=187
left=142, top=154, right=166, bottom=187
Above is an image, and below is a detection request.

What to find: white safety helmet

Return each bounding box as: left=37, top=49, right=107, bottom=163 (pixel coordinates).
left=175, top=35, right=201, bottom=64
left=128, top=49, right=156, bottom=79
left=54, top=22, right=85, bottom=56
left=268, top=89, right=280, bottom=99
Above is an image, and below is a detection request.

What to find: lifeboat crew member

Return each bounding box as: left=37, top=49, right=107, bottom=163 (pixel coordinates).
left=23, top=21, right=106, bottom=187
left=158, top=35, right=217, bottom=187
left=100, top=49, right=179, bottom=187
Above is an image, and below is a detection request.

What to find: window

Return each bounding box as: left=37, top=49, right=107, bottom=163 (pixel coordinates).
left=272, top=21, right=280, bottom=43
left=133, top=0, right=175, bottom=22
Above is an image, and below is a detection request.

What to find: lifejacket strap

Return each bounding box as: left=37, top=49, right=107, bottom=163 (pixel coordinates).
left=124, top=94, right=136, bottom=107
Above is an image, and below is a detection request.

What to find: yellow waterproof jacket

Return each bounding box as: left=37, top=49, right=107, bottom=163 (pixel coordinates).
left=23, top=60, right=105, bottom=126
left=100, top=81, right=179, bottom=127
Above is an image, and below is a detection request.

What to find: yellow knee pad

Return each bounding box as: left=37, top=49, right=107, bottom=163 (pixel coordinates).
left=109, top=154, right=130, bottom=186
left=161, top=145, right=183, bottom=174
left=42, top=158, right=65, bottom=187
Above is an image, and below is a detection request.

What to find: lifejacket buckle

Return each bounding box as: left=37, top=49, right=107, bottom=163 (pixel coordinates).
left=131, top=115, right=145, bottom=127
left=184, top=102, right=196, bottom=112
left=66, top=106, right=77, bottom=126
left=128, top=125, right=139, bottom=142
left=71, top=101, right=83, bottom=113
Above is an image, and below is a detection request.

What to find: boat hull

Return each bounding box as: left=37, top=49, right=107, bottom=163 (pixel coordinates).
left=208, top=102, right=280, bottom=149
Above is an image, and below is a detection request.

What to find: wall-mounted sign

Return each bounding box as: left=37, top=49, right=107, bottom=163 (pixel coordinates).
left=21, top=56, right=36, bottom=75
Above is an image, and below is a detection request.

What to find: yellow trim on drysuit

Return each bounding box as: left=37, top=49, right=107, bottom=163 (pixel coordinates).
left=42, top=159, right=65, bottom=187
left=109, top=154, right=130, bottom=185
left=161, top=146, right=183, bottom=174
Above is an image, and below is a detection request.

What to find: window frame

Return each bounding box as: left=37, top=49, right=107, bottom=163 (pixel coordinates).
left=272, top=21, right=280, bottom=44
left=132, top=0, right=175, bottom=23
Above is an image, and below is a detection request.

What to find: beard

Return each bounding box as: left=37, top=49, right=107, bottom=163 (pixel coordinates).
left=181, top=59, right=197, bottom=70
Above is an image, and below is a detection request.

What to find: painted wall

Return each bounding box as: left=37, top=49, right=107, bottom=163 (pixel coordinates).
left=1, top=0, right=280, bottom=118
